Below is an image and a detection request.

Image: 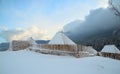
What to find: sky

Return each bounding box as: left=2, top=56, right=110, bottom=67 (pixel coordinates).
left=0, top=0, right=109, bottom=43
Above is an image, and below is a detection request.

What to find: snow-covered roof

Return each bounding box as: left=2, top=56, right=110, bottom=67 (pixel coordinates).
left=83, top=46, right=97, bottom=54
left=27, top=37, right=37, bottom=45
left=101, top=45, right=120, bottom=54
left=49, top=31, right=76, bottom=45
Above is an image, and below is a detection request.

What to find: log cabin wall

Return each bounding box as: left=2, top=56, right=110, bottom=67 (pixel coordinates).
left=39, top=44, right=77, bottom=52
left=98, top=52, right=120, bottom=60
left=12, top=41, right=30, bottom=51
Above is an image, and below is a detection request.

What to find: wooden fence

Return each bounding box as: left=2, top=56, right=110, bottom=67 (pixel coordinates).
left=11, top=42, right=120, bottom=59
left=98, top=52, right=120, bottom=60
left=33, top=44, right=97, bottom=58
left=37, top=44, right=78, bottom=52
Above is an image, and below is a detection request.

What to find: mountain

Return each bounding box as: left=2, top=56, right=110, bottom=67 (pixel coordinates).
left=74, top=29, right=120, bottom=51
left=0, top=40, right=49, bottom=51
left=0, top=42, right=9, bottom=51
left=64, top=20, right=120, bottom=51
left=35, top=40, right=49, bottom=44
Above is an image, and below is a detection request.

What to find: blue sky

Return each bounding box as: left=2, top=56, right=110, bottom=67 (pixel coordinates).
left=0, top=0, right=108, bottom=43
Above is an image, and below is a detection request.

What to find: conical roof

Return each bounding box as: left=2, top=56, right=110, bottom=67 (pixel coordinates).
left=27, top=37, right=37, bottom=45
left=101, top=45, right=120, bottom=54
left=49, top=31, right=76, bottom=45
left=83, top=46, right=97, bottom=54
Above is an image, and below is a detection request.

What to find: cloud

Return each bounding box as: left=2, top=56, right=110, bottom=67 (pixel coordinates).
left=64, top=6, right=120, bottom=43
left=0, top=26, right=50, bottom=41
left=96, top=0, right=109, bottom=8
left=0, top=0, right=110, bottom=40
left=0, top=25, right=8, bottom=31
left=0, top=0, right=114, bottom=43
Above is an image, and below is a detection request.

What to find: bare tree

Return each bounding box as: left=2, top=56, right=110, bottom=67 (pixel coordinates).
left=109, top=0, right=120, bottom=16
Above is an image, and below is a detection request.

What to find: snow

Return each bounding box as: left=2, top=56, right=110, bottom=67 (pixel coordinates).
left=49, top=31, right=76, bottom=45
left=27, top=37, right=37, bottom=46
left=0, top=50, right=120, bottom=74
left=83, top=46, right=97, bottom=54
left=8, top=41, right=12, bottom=51
left=101, top=45, right=120, bottom=53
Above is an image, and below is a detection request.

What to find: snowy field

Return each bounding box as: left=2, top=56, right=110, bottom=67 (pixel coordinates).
left=0, top=50, right=120, bottom=74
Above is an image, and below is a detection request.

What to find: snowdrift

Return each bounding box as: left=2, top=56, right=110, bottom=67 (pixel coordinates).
left=0, top=50, right=120, bottom=74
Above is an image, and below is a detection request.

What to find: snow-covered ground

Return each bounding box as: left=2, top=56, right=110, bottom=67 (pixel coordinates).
left=0, top=50, right=120, bottom=74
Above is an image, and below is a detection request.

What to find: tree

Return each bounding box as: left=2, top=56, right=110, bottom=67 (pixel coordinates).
left=109, top=0, right=120, bottom=17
